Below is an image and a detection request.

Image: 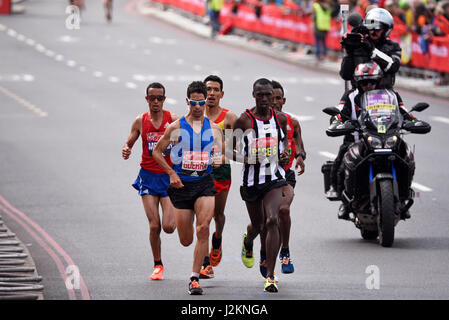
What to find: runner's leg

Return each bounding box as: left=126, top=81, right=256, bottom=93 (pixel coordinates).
left=263, top=187, right=283, bottom=278
left=175, top=208, right=195, bottom=247
left=141, top=195, right=162, bottom=261
left=160, top=196, right=176, bottom=234
left=279, top=184, right=294, bottom=248
left=192, top=196, right=214, bottom=274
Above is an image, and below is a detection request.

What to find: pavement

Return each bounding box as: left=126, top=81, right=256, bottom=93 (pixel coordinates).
left=137, top=0, right=449, bottom=100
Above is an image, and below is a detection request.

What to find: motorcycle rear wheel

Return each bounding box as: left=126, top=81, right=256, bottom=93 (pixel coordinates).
left=378, top=180, right=395, bottom=247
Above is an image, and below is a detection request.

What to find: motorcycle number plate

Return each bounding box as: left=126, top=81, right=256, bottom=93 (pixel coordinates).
left=377, top=124, right=386, bottom=133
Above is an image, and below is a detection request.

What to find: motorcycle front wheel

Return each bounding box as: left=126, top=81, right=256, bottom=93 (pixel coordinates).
left=377, top=180, right=395, bottom=247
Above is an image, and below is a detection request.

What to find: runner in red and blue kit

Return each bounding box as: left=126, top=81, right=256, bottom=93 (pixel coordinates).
left=122, top=82, right=179, bottom=282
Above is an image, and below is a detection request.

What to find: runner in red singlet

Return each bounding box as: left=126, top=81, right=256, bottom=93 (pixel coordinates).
left=122, top=82, right=179, bottom=281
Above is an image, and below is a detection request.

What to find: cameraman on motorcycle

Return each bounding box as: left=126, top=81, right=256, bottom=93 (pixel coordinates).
left=328, top=61, right=422, bottom=221
left=340, top=8, right=401, bottom=90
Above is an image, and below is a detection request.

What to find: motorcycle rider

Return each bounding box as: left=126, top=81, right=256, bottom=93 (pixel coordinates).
left=327, top=8, right=403, bottom=201
left=329, top=61, right=422, bottom=220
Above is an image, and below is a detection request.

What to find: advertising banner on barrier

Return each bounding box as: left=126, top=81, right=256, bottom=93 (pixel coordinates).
left=153, top=0, right=449, bottom=73
left=0, top=0, right=11, bottom=15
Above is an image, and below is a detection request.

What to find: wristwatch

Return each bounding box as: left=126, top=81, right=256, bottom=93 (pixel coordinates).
left=295, top=152, right=306, bottom=160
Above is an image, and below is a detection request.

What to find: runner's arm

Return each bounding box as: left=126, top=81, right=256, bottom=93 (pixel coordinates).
left=292, top=118, right=305, bottom=175
left=122, top=115, right=141, bottom=160
left=228, top=113, right=251, bottom=164
left=211, top=123, right=225, bottom=167
left=153, top=121, right=184, bottom=188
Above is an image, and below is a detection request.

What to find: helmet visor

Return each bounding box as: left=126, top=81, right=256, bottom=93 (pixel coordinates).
left=364, top=20, right=383, bottom=30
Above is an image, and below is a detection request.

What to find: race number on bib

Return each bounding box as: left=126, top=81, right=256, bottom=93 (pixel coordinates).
left=181, top=151, right=210, bottom=176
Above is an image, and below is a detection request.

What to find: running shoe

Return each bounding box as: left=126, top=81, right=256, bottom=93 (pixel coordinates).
left=150, top=264, right=164, bottom=281
left=264, top=277, right=278, bottom=293
left=188, top=279, right=203, bottom=295
left=279, top=252, right=295, bottom=274
left=199, top=265, right=215, bottom=279
left=241, top=233, right=254, bottom=268
left=209, top=233, right=222, bottom=267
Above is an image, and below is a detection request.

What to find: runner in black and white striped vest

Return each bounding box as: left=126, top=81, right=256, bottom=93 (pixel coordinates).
left=230, top=78, right=290, bottom=293
left=241, top=107, right=285, bottom=187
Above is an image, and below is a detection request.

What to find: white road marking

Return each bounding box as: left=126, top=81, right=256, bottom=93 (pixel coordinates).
left=0, top=24, right=6, bottom=32
left=79, top=66, right=87, bottom=72
left=35, top=44, right=46, bottom=53
left=430, top=116, right=449, bottom=125
left=54, top=54, right=64, bottom=62
left=287, top=113, right=315, bottom=122
left=0, top=85, right=48, bottom=117
left=66, top=60, right=77, bottom=67
left=59, top=35, right=79, bottom=43
left=304, top=96, right=314, bottom=102
left=175, top=58, right=184, bottom=65
left=108, top=76, right=120, bottom=83
left=165, top=98, right=178, bottom=105
left=0, top=74, right=35, bottom=82
left=319, top=151, right=337, bottom=159
left=17, top=34, right=25, bottom=42
left=412, top=182, right=433, bottom=192
left=45, top=50, right=55, bottom=57
left=125, top=82, right=137, bottom=89
left=7, top=29, right=17, bottom=37
left=193, top=65, right=202, bottom=71
left=26, top=38, right=35, bottom=46
left=93, top=71, right=103, bottom=78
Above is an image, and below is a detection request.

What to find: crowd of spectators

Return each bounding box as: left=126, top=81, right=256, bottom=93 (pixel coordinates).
left=229, top=0, right=449, bottom=39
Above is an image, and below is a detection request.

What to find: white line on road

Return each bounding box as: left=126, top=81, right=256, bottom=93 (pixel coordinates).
left=125, top=82, right=137, bottom=89
left=287, top=113, right=315, bottom=122
left=412, top=182, right=433, bottom=192
left=319, top=151, right=337, bottom=159
left=108, top=76, right=120, bottom=83
left=93, top=71, right=103, bottom=78
left=430, top=116, right=449, bottom=125
left=0, top=86, right=48, bottom=117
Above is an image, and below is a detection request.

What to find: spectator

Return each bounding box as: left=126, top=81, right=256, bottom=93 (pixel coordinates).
left=313, top=0, right=332, bottom=61
left=209, top=0, right=224, bottom=38
left=434, top=0, right=449, bottom=35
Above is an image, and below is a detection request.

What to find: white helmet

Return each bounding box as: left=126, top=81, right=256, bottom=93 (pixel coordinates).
left=364, top=8, right=394, bottom=37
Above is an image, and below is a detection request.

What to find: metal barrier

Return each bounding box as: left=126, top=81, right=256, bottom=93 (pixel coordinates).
left=0, top=214, right=44, bottom=300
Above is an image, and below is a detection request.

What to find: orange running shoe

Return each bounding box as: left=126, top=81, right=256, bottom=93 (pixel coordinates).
left=209, top=233, right=222, bottom=267
left=199, top=265, right=215, bottom=279
left=150, top=265, right=164, bottom=281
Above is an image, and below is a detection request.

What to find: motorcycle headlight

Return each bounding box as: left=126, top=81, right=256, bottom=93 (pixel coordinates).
left=367, top=135, right=382, bottom=149
left=384, top=135, right=399, bottom=148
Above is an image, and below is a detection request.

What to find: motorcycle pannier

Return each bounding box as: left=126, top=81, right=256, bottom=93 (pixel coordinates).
left=321, top=161, right=334, bottom=193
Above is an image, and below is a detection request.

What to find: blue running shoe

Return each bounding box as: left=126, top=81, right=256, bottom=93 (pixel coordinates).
left=279, top=252, right=294, bottom=274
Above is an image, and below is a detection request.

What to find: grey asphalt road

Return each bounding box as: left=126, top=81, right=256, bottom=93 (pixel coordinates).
left=1, top=0, right=449, bottom=300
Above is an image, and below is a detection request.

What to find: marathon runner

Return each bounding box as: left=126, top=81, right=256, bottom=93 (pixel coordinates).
left=260, top=80, right=306, bottom=276
left=122, top=82, right=179, bottom=281
left=152, top=81, right=224, bottom=295
left=230, top=78, right=289, bottom=293
left=200, top=75, right=237, bottom=279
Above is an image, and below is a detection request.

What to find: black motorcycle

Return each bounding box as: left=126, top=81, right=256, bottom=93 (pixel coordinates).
left=322, top=89, right=431, bottom=247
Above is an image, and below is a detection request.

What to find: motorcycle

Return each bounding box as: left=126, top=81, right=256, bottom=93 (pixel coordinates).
left=321, top=89, right=431, bottom=247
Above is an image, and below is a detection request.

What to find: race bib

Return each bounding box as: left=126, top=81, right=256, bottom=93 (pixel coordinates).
left=147, top=133, right=172, bottom=157
left=181, top=151, right=210, bottom=176
left=250, top=137, right=278, bottom=158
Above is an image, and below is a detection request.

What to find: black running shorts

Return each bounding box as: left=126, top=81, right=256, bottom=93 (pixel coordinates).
left=285, top=169, right=296, bottom=189
left=167, top=175, right=217, bottom=210
left=240, top=179, right=287, bottom=203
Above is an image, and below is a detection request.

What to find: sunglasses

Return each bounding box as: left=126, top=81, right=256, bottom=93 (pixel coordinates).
left=188, top=99, right=206, bottom=107
left=147, top=95, right=165, bottom=101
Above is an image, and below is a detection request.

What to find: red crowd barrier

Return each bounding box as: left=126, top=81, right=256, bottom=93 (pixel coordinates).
left=0, top=0, right=11, bottom=14
left=151, top=0, right=449, bottom=73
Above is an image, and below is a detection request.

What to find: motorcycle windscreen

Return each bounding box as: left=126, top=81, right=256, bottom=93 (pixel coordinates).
left=360, top=90, right=401, bottom=134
